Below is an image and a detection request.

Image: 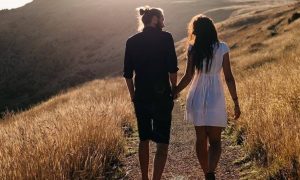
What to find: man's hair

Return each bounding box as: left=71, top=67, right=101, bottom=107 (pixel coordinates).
left=136, top=6, right=164, bottom=32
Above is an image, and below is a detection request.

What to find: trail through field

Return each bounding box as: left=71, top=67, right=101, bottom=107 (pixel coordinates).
left=123, top=101, right=243, bottom=179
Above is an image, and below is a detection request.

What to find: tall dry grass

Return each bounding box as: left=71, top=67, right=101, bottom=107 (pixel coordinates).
left=176, top=3, right=300, bottom=178
left=237, top=57, right=300, bottom=177
left=232, top=27, right=300, bottom=178
left=0, top=78, right=134, bottom=179
left=234, top=33, right=300, bottom=178
left=0, top=2, right=299, bottom=179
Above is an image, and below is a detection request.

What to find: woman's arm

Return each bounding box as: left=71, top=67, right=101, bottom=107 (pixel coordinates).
left=174, top=53, right=195, bottom=95
left=222, top=52, right=241, bottom=119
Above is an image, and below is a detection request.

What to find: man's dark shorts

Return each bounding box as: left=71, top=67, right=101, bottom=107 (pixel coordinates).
left=133, top=97, right=174, bottom=144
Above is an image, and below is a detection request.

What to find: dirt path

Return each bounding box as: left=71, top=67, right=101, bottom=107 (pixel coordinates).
left=122, top=101, right=243, bottom=180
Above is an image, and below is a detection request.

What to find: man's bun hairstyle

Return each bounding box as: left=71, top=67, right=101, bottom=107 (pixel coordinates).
left=136, top=6, right=164, bottom=31
left=139, top=8, right=149, bottom=16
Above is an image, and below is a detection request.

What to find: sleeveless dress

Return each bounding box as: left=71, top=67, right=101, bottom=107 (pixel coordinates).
left=185, top=42, right=229, bottom=127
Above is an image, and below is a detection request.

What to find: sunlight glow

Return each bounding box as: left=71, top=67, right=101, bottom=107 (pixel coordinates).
left=0, top=0, right=33, bottom=10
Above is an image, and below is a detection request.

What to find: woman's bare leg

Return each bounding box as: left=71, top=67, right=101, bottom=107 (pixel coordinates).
left=195, top=126, right=209, bottom=174
left=206, top=126, right=223, bottom=173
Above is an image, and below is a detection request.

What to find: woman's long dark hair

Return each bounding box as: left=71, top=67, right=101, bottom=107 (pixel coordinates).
left=187, top=15, right=220, bottom=72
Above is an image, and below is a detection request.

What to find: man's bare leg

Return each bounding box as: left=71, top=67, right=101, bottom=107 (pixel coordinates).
left=152, top=143, right=169, bottom=180
left=139, top=140, right=150, bottom=180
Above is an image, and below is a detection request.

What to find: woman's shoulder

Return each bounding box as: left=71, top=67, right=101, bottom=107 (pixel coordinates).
left=187, top=42, right=229, bottom=52
left=218, top=41, right=230, bottom=54
left=219, top=41, right=228, bottom=48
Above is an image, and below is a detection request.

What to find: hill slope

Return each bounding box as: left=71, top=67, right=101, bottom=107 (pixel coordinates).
left=0, top=0, right=295, bottom=114
left=0, top=1, right=299, bottom=179
left=175, top=2, right=300, bottom=178
left=0, top=0, right=244, bottom=113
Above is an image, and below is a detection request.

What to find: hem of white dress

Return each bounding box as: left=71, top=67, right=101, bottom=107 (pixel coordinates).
left=193, top=124, right=227, bottom=128
left=184, top=114, right=227, bottom=128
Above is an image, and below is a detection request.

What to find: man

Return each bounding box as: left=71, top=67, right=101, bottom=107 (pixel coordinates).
left=123, top=6, right=178, bottom=180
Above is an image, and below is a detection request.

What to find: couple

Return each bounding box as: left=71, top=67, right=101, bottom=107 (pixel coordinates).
left=123, top=6, right=241, bottom=180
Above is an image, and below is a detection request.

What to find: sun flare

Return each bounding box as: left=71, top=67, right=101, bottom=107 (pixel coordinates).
left=0, top=0, right=33, bottom=10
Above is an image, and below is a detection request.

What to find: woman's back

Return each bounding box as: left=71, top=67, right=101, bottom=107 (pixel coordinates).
left=185, top=41, right=229, bottom=127
left=188, top=42, right=229, bottom=74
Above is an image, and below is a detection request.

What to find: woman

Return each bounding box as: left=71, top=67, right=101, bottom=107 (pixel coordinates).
left=173, top=15, right=241, bottom=179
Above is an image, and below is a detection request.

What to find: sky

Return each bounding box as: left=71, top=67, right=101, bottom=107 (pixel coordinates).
left=0, top=0, right=33, bottom=10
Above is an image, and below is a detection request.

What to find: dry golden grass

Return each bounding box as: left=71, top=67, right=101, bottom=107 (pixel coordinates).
left=217, top=3, right=300, bottom=178
left=175, top=2, right=300, bottom=178
left=0, top=1, right=299, bottom=179
left=232, top=28, right=300, bottom=178
left=0, top=0, right=254, bottom=113
left=0, top=78, right=134, bottom=179
left=236, top=53, right=300, bottom=178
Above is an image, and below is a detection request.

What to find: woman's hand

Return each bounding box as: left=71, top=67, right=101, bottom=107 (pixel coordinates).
left=234, top=104, right=241, bottom=120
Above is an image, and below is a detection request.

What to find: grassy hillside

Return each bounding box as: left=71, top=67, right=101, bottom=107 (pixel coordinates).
left=0, top=0, right=248, bottom=114
left=0, top=78, right=134, bottom=179
left=0, top=1, right=299, bottom=179
left=0, top=0, right=294, bottom=114
left=230, top=10, right=300, bottom=179
left=176, top=2, right=300, bottom=178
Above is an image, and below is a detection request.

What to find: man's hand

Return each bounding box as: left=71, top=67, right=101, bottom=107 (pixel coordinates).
left=171, top=86, right=179, bottom=100
left=130, top=95, right=135, bottom=102
left=169, top=73, right=177, bottom=99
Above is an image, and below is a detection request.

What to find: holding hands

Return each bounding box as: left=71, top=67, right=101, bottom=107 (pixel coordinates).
left=171, top=86, right=180, bottom=100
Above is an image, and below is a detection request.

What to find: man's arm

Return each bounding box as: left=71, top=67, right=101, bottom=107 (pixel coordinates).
left=123, top=40, right=135, bottom=101
left=166, top=33, right=179, bottom=94
left=169, top=73, right=177, bottom=91
left=125, top=78, right=135, bottom=101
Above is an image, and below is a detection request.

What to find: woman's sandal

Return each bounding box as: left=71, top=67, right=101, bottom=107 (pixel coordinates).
left=205, top=172, right=216, bottom=180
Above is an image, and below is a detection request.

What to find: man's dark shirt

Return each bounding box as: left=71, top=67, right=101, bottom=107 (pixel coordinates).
left=123, top=26, right=179, bottom=102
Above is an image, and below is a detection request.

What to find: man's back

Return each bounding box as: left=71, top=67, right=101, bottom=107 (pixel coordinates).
left=123, top=26, right=178, bottom=102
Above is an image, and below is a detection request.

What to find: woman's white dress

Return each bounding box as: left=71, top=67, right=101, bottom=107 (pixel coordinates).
left=185, top=42, right=229, bottom=127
